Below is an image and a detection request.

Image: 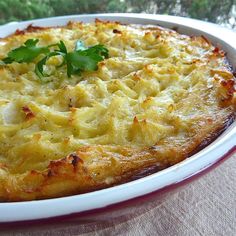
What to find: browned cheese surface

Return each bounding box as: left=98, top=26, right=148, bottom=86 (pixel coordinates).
left=0, top=20, right=235, bottom=201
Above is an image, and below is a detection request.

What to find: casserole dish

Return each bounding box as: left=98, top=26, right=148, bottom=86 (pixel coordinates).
left=0, top=13, right=235, bottom=223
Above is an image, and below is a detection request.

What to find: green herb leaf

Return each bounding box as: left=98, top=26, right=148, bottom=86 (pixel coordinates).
left=65, top=43, right=109, bottom=77
left=57, top=40, right=67, bottom=54
left=35, top=51, right=65, bottom=79
left=1, top=39, right=109, bottom=81
left=24, top=39, right=39, bottom=47
left=3, top=39, right=49, bottom=64
left=66, top=51, right=99, bottom=77
left=85, top=44, right=109, bottom=59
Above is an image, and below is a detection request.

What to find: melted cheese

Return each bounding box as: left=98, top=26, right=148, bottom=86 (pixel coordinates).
left=0, top=21, right=235, bottom=201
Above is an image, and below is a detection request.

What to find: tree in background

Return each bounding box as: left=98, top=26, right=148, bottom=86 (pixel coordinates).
left=0, top=0, right=52, bottom=24
left=127, top=0, right=178, bottom=15
left=126, top=0, right=236, bottom=28
left=0, top=0, right=235, bottom=29
left=179, top=0, right=236, bottom=27
left=107, top=0, right=127, bottom=12
left=48, top=0, right=107, bottom=15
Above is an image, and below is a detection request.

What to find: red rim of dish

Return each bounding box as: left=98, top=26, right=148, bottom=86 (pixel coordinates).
left=0, top=145, right=235, bottom=228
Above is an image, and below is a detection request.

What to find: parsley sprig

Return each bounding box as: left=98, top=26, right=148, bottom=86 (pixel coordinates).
left=2, top=39, right=49, bottom=64
left=2, top=39, right=109, bottom=81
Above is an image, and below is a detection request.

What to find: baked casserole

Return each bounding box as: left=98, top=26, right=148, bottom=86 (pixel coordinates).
left=0, top=20, right=235, bottom=201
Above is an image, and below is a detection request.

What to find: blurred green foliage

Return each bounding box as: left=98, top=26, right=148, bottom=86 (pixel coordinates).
left=0, top=0, right=235, bottom=29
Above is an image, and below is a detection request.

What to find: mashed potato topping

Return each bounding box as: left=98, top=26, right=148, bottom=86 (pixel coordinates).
left=0, top=20, right=235, bottom=201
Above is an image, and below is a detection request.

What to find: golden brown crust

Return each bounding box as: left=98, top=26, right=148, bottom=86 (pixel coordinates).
left=0, top=20, right=235, bottom=201
left=0, top=111, right=234, bottom=202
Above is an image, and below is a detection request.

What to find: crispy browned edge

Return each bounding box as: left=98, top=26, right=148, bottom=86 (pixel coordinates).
left=129, top=113, right=235, bottom=180
left=0, top=20, right=235, bottom=201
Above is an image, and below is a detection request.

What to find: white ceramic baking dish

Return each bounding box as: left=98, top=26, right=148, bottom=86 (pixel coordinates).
left=0, top=13, right=235, bottom=223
